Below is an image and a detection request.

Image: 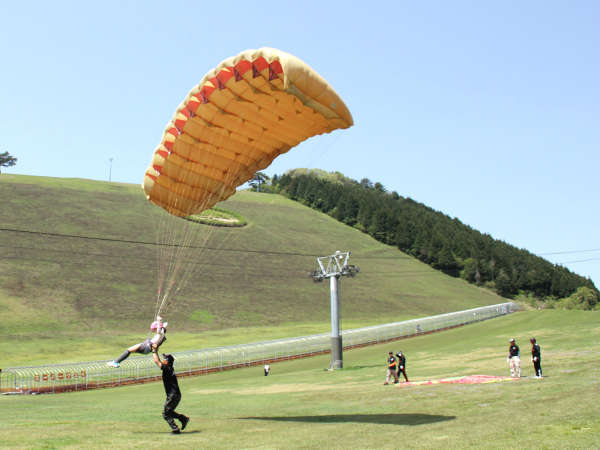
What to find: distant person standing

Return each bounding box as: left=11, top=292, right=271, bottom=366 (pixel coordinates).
left=396, top=351, right=409, bottom=382
left=264, top=364, right=271, bottom=376
left=384, top=351, right=399, bottom=385
left=152, top=352, right=189, bottom=434
left=507, top=338, right=521, bottom=378
left=530, top=338, right=543, bottom=378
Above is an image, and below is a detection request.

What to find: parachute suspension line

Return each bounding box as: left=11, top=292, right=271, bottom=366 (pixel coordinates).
left=155, top=212, right=178, bottom=318
left=154, top=205, right=195, bottom=318
left=152, top=167, right=241, bottom=320
left=154, top=207, right=180, bottom=316
left=301, top=131, right=343, bottom=172
left=153, top=212, right=169, bottom=320
left=154, top=216, right=185, bottom=318
left=158, top=167, right=242, bottom=310
left=153, top=177, right=196, bottom=320
left=159, top=221, right=211, bottom=315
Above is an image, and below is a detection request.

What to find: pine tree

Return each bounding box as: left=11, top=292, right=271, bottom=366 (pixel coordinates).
left=0, top=151, right=17, bottom=174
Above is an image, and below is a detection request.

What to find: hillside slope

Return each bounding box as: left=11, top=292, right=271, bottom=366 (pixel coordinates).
left=0, top=175, right=504, bottom=339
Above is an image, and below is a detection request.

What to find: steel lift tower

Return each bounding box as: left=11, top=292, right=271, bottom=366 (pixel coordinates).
left=310, top=251, right=359, bottom=369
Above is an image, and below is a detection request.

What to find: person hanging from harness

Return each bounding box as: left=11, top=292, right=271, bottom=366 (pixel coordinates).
left=396, top=351, right=409, bottom=382
left=107, top=316, right=168, bottom=368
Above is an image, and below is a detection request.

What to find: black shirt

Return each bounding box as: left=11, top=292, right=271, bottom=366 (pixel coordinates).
left=531, top=344, right=541, bottom=360
left=509, top=344, right=520, bottom=357
left=161, top=363, right=180, bottom=397
left=387, top=356, right=397, bottom=369
left=396, top=354, right=406, bottom=367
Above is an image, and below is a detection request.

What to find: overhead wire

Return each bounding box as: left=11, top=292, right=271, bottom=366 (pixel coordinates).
left=0, top=227, right=410, bottom=259
left=0, top=253, right=316, bottom=280
left=538, top=248, right=600, bottom=256
left=1, top=244, right=448, bottom=281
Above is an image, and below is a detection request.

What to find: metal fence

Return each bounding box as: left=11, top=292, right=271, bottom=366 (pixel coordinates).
left=0, top=302, right=517, bottom=394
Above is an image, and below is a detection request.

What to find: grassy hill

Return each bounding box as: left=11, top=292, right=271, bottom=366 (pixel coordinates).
left=2, top=310, right=598, bottom=448
left=1, top=174, right=505, bottom=365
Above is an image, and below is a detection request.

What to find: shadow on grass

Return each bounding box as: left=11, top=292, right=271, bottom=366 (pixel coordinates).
left=239, top=413, right=455, bottom=426
left=141, top=430, right=202, bottom=435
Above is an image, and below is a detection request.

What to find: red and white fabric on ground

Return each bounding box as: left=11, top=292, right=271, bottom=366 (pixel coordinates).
left=397, top=375, right=518, bottom=386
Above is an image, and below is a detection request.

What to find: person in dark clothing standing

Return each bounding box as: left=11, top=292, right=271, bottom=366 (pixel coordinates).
left=384, top=351, right=399, bottom=385
left=152, top=352, right=189, bottom=434
left=396, top=351, right=409, bottom=382
left=530, top=338, right=543, bottom=378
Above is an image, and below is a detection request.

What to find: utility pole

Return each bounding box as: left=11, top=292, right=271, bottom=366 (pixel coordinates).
left=310, top=251, right=359, bottom=370
left=108, top=158, right=113, bottom=182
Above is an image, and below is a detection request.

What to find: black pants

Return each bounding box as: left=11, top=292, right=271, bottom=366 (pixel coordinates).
left=163, top=393, right=185, bottom=431
left=397, top=367, right=408, bottom=382
left=533, top=359, right=542, bottom=377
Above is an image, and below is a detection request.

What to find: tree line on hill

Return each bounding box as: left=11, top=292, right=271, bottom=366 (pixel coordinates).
left=251, top=169, right=598, bottom=310
left=0, top=151, right=17, bottom=174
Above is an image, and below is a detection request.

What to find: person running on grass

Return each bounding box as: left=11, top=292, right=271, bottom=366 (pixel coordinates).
left=153, top=352, right=189, bottom=434
left=107, top=316, right=168, bottom=368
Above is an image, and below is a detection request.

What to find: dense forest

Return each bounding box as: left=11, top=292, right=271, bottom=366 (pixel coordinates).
left=257, top=169, right=598, bottom=309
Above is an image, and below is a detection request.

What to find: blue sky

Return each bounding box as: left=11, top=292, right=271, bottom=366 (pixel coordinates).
left=1, top=1, right=598, bottom=288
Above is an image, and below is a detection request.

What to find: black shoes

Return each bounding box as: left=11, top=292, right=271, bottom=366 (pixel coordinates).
left=180, top=416, right=190, bottom=431
left=170, top=416, right=189, bottom=433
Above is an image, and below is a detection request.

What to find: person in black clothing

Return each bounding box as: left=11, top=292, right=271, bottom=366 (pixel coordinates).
left=152, top=352, right=189, bottom=434
left=396, top=351, right=409, bottom=382
left=530, top=338, right=543, bottom=378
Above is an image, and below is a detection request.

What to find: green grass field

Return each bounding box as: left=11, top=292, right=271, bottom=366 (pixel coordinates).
left=2, top=175, right=598, bottom=448
left=2, top=310, right=598, bottom=449
left=1, top=174, right=505, bottom=367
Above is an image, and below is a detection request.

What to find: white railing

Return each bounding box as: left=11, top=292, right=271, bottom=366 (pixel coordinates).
left=0, top=302, right=517, bottom=394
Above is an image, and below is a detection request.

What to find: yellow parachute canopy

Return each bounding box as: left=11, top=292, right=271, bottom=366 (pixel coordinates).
left=143, top=47, right=353, bottom=217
